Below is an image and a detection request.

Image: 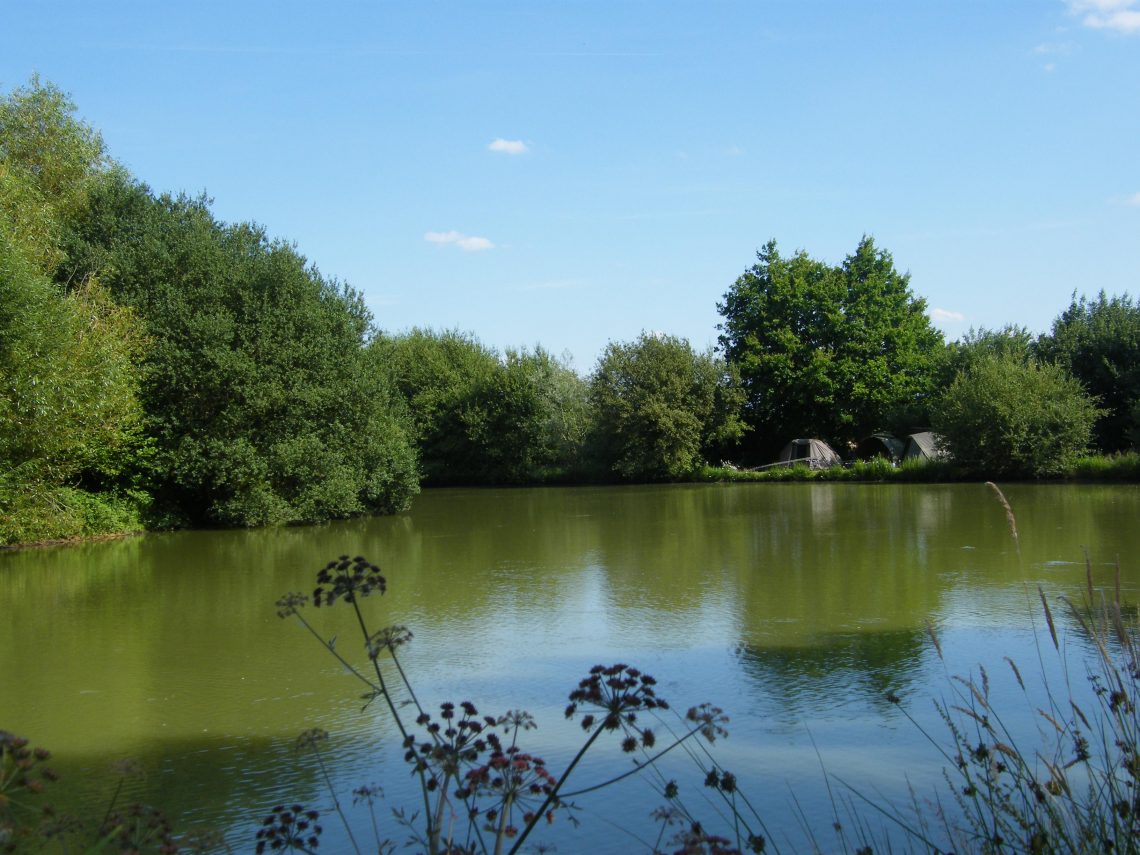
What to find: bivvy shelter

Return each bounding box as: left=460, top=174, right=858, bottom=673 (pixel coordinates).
left=774, top=438, right=843, bottom=470
left=852, top=433, right=906, bottom=464
left=903, top=431, right=948, bottom=462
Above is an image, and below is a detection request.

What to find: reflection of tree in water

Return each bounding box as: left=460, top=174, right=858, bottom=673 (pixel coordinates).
left=735, top=628, right=927, bottom=723
left=22, top=732, right=339, bottom=852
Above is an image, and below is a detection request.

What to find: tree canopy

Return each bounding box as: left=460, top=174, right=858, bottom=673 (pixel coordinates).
left=1037, top=292, right=1140, bottom=453
left=588, top=332, right=744, bottom=479
left=0, top=77, right=148, bottom=543
left=717, top=237, right=944, bottom=458
left=62, top=174, right=419, bottom=525
left=382, top=330, right=588, bottom=484
left=931, top=352, right=1102, bottom=478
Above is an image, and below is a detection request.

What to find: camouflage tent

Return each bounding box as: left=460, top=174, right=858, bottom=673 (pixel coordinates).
left=852, top=433, right=905, bottom=464
left=903, top=431, right=948, bottom=462
left=775, top=438, right=842, bottom=470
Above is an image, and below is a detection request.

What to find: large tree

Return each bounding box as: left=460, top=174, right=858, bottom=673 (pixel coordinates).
left=588, top=332, right=744, bottom=479
left=1036, top=292, right=1140, bottom=453
left=0, top=77, right=147, bottom=543
left=717, top=237, right=945, bottom=458
left=63, top=175, right=419, bottom=525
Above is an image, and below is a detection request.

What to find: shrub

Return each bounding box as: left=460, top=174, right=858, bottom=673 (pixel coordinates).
left=931, top=354, right=1102, bottom=478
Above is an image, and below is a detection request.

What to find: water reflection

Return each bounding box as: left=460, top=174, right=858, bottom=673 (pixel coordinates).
left=736, top=629, right=927, bottom=725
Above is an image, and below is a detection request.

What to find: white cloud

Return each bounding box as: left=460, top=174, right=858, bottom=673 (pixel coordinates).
left=424, top=230, right=495, bottom=251
left=1065, top=0, right=1140, bottom=34
left=931, top=308, right=966, bottom=322
left=488, top=138, right=529, bottom=155
left=1124, top=192, right=1140, bottom=206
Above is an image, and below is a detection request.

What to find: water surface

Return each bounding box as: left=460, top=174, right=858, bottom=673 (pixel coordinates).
left=2, top=483, right=1137, bottom=852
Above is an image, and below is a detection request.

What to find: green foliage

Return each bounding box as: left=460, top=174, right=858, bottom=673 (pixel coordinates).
left=588, top=332, right=744, bottom=479
left=0, top=486, right=148, bottom=545
left=698, top=455, right=961, bottom=484
left=0, top=75, right=108, bottom=272
left=471, top=346, right=590, bottom=482
left=931, top=353, right=1102, bottom=478
left=944, top=324, right=1036, bottom=379
left=717, top=237, right=945, bottom=458
left=62, top=175, right=419, bottom=526
left=0, top=235, right=147, bottom=544
left=1, top=238, right=140, bottom=476
left=384, top=330, right=589, bottom=483
left=1067, top=450, right=1140, bottom=481
left=1037, top=292, right=1140, bottom=453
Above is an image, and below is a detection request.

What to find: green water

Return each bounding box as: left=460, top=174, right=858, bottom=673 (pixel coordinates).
left=2, top=483, right=1138, bottom=852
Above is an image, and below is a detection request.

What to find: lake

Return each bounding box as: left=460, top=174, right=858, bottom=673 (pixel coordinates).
left=2, top=482, right=1138, bottom=852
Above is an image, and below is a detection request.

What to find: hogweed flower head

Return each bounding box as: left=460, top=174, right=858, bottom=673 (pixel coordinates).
left=564, top=664, right=666, bottom=751
left=275, top=592, right=309, bottom=619
left=0, top=731, right=59, bottom=800
left=686, top=703, right=730, bottom=743
left=405, top=701, right=492, bottom=784
left=313, top=556, right=386, bottom=607
left=295, top=728, right=329, bottom=752
left=255, top=804, right=322, bottom=854
left=366, top=625, right=413, bottom=660
left=100, top=803, right=177, bottom=854
left=565, top=664, right=666, bottom=730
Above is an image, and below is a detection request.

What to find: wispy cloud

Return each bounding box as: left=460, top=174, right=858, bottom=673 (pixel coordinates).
left=931, top=308, right=966, bottom=323
left=488, top=138, right=529, bottom=155
left=1123, top=191, right=1140, bottom=206
left=1065, top=0, right=1140, bottom=34
left=424, top=230, right=495, bottom=251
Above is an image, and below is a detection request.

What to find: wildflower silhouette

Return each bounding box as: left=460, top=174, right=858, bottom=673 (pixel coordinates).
left=274, top=555, right=738, bottom=855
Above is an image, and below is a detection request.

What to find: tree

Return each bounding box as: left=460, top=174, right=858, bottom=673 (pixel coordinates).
left=930, top=353, right=1101, bottom=478
left=467, top=347, right=590, bottom=482
left=383, top=329, right=502, bottom=483
left=383, top=331, right=589, bottom=483
left=1037, top=292, right=1140, bottom=453
left=588, top=332, right=744, bottom=479
left=0, top=75, right=108, bottom=271
left=63, top=175, right=419, bottom=525
left=717, top=237, right=945, bottom=458
left=0, top=77, right=147, bottom=544
left=943, top=325, right=1036, bottom=379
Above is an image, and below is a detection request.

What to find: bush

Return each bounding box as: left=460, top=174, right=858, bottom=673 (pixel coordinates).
left=931, top=354, right=1102, bottom=478
left=588, top=332, right=744, bottom=480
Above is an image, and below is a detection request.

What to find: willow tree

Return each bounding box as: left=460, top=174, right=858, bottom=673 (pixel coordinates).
left=0, top=77, right=147, bottom=543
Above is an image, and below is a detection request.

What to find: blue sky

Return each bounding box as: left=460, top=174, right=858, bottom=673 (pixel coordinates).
left=3, top=0, right=1138, bottom=371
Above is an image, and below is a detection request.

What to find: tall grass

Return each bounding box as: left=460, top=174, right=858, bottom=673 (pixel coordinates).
left=1067, top=451, right=1140, bottom=482
left=697, top=458, right=961, bottom=484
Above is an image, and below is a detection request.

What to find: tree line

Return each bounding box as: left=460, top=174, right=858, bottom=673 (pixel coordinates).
left=2, top=78, right=1137, bottom=544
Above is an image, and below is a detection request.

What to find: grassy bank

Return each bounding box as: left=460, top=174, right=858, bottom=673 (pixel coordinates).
left=697, top=451, right=1140, bottom=484
left=4, top=453, right=1138, bottom=549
